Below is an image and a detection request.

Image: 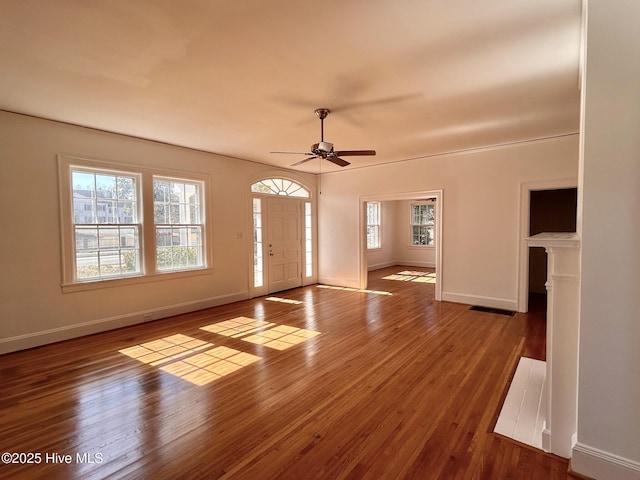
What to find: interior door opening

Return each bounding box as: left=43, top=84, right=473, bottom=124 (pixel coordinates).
left=359, top=190, right=443, bottom=302
left=527, top=187, right=578, bottom=312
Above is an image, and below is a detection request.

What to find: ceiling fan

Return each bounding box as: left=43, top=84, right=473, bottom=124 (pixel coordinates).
left=271, top=108, right=376, bottom=167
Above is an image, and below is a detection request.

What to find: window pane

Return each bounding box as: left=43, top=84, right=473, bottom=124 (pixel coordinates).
left=154, top=203, right=168, bottom=224
left=154, top=180, right=169, bottom=202
left=76, top=251, right=99, bottom=280
left=75, top=226, right=98, bottom=252
left=117, top=176, right=135, bottom=200
left=121, top=250, right=139, bottom=274
left=118, top=200, right=136, bottom=224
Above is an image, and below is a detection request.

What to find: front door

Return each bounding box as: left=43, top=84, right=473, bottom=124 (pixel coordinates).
left=267, top=197, right=302, bottom=293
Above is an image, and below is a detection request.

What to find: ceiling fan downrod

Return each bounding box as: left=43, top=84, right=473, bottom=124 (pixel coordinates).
left=315, top=108, right=330, bottom=142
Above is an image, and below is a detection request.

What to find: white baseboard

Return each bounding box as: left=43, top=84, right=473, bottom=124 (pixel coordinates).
left=396, top=260, right=436, bottom=268
left=367, top=261, right=396, bottom=271
left=441, top=291, right=518, bottom=312
left=571, top=443, right=640, bottom=480
left=367, top=261, right=436, bottom=271
left=0, top=290, right=249, bottom=355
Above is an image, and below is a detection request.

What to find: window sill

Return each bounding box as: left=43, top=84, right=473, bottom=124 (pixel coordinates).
left=61, top=267, right=214, bottom=293
left=407, top=244, right=436, bottom=249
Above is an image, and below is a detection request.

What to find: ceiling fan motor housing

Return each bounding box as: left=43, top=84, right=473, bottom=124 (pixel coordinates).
left=312, top=141, right=334, bottom=155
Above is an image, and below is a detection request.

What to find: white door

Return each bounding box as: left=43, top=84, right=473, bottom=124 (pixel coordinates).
left=267, top=197, right=302, bottom=293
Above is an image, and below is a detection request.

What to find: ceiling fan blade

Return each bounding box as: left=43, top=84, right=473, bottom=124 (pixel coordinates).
left=333, top=150, right=376, bottom=156
left=271, top=151, right=313, bottom=155
left=331, top=93, right=422, bottom=113
left=291, top=156, right=318, bottom=166
left=327, top=156, right=350, bottom=167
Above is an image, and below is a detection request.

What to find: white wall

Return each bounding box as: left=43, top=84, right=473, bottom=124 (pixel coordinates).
left=319, top=136, right=579, bottom=311
left=0, top=111, right=315, bottom=354
left=571, top=0, right=640, bottom=478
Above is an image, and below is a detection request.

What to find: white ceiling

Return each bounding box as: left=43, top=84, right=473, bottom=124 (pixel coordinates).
left=0, top=0, right=582, bottom=173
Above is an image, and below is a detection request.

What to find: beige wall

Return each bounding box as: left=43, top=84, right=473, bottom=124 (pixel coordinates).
left=319, top=135, right=579, bottom=311
left=0, top=111, right=316, bottom=353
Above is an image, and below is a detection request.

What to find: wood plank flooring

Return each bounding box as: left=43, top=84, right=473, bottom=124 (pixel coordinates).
left=0, top=266, right=574, bottom=479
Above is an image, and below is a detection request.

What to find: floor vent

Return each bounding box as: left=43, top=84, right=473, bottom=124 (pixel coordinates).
left=469, top=306, right=516, bottom=316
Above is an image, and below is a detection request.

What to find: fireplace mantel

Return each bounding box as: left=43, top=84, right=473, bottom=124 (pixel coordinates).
left=525, top=232, right=580, bottom=458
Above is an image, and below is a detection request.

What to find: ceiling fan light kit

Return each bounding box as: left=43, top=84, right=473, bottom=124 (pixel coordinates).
left=271, top=108, right=376, bottom=168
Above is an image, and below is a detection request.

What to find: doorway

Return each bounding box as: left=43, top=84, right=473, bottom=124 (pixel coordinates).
left=518, top=179, right=578, bottom=313
left=267, top=197, right=304, bottom=293
left=528, top=188, right=578, bottom=310
left=249, top=177, right=315, bottom=298
left=359, top=190, right=443, bottom=301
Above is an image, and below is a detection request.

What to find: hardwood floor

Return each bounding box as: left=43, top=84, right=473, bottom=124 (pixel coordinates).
left=0, top=266, right=573, bottom=479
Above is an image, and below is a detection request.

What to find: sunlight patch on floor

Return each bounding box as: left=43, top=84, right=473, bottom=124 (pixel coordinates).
left=242, top=325, right=321, bottom=350
left=200, top=317, right=276, bottom=338
left=317, top=285, right=392, bottom=295
left=119, top=334, right=212, bottom=366
left=159, top=347, right=261, bottom=386
left=382, top=271, right=436, bottom=283
left=201, top=317, right=321, bottom=351
left=265, top=296, right=303, bottom=305
left=119, top=335, right=262, bottom=386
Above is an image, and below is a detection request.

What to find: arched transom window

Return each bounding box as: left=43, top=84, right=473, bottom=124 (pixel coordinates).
left=251, top=178, right=309, bottom=198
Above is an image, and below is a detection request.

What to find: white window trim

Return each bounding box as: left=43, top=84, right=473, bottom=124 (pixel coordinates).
left=408, top=200, right=436, bottom=248
left=57, top=154, right=213, bottom=293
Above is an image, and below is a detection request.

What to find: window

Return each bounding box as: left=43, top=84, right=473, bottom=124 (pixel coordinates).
left=153, top=178, right=204, bottom=272
left=250, top=178, right=309, bottom=197
left=59, top=156, right=210, bottom=290
left=410, top=202, right=435, bottom=246
left=366, top=202, right=381, bottom=249
left=252, top=198, right=264, bottom=288
left=71, top=169, right=141, bottom=280
left=304, top=202, right=312, bottom=277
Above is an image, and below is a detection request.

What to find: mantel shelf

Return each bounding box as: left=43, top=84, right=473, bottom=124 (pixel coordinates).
left=526, top=232, right=580, bottom=249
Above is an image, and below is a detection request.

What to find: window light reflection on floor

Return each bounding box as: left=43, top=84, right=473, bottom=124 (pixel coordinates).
left=200, top=316, right=275, bottom=338
left=119, top=334, right=261, bottom=386
left=265, top=296, right=303, bottom=305
left=242, top=325, right=321, bottom=350
left=382, top=271, right=436, bottom=283
left=316, top=285, right=392, bottom=295
left=159, top=346, right=260, bottom=386
left=200, top=317, right=321, bottom=351
left=119, top=334, right=212, bottom=366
